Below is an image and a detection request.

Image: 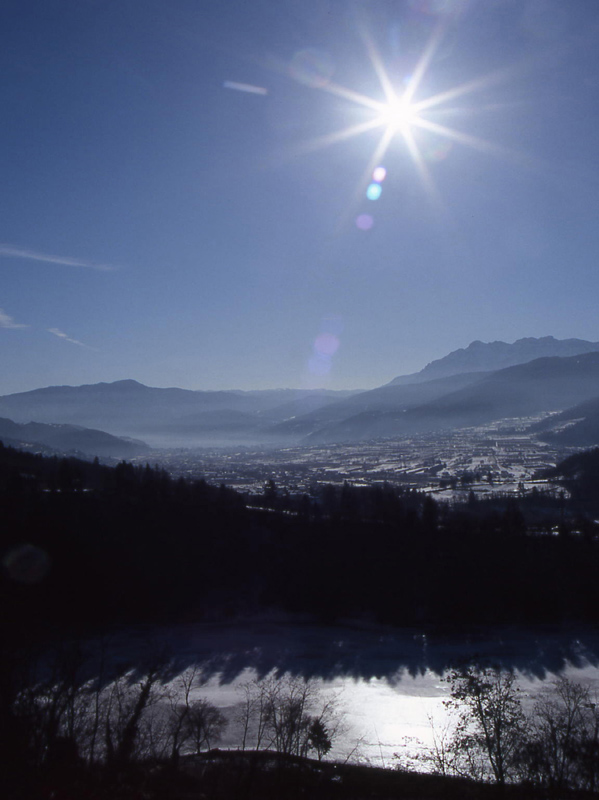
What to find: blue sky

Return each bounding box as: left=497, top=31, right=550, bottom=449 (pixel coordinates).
left=2, top=0, right=599, bottom=394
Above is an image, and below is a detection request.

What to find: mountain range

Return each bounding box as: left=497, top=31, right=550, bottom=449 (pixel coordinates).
left=387, top=336, right=599, bottom=384
left=304, top=352, right=599, bottom=444
left=3, top=336, right=599, bottom=451
left=0, top=382, right=358, bottom=447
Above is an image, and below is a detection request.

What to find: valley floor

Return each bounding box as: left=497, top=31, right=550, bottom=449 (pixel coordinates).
left=139, top=415, right=570, bottom=497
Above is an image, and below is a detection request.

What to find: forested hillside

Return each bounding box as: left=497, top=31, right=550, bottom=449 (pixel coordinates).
left=2, top=443, right=599, bottom=645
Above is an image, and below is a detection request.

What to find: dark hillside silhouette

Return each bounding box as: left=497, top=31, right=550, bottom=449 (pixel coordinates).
left=545, top=447, right=599, bottom=510
left=531, top=396, right=599, bottom=447
left=2, top=443, right=599, bottom=650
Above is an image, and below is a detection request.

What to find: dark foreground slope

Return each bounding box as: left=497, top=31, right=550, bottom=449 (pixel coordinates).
left=4, top=445, right=599, bottom=798
left=15, top=750, right=568, bottom=800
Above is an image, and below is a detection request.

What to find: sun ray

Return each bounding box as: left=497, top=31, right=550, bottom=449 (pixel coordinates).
left=403, top=21, right=447, bottom=104
left=364, top=125, right=396, bottom=179
left=400, top=126, right=444, bottom=213
left=413, top=38, right=565, bottom=116
left=293, top=117, right=385, bottom=157
left=426, top=100, right=533, bottom=119
left=259, top=117, right=384, bottom=174
left=413, top=117, right=531, bottom=165
left=321, top=81, right=385, bottom=113
left=414, top=64, right=525, bottom=115
left=358, top=24, right=397, bottom=105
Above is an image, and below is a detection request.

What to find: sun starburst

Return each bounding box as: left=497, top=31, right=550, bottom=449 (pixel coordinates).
left=375, top=95, right=420, bottom=133
left=293, top=19, right=528, bottom=214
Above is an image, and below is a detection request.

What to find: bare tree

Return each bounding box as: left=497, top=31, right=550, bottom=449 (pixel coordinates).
left=266, top=677, right=312, bottom=756
left=577, top=695, right=599, bottom=793
left=102, top=660, right=168, bottom=768
left=237, top=680, right=255, bottom=751
left=237, top=678, right=274, bottom=751
left=164, top=666, right=199, bottom=766
left=444, top=666, right=526, bottom=786
left=157, top=666, right=228, bottom=761
left=78, top=640, right=108, bottom=764
left=423, top=712, right=455, bottom=777
left=12, top=641, right=88, bottom=768
left=184, top=698, right=227, bottom=754
left=236, top=674, right=338, bottom=760
left=523, top=677, right=599, bottom=792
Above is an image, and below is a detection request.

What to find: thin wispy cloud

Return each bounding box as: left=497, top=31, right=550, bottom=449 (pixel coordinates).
left=223, top=80, right=268, bottom=95
left=0, top=308, right=28, bottom=329
left=48, top=328, right=95, bottom=349
left=0, top=244, right=117, bottom=271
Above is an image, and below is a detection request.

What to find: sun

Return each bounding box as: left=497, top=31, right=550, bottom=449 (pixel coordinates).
left=375, top=95, right=420, bottom=133
left=274, top=18, right=524, bottom=214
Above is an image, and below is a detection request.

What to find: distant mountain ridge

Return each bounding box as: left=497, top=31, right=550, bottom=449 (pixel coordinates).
left=4, top=336, right=599, bottom=449
left=0, top=382, right=359, bottom=447
left=388, top=336, right=599, bottom=385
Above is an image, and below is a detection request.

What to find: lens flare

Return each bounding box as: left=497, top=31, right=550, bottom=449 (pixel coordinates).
left=314, top=333, right=340, bottom=357
left=306, top=319, right=342, bottom=381
left=372, top=166, right=387, bottom=182
left=3, top=544, right=51, bottom=584
left=356, top=214, right=374, bottom=230
left=366, top=183, right=383, bottom=201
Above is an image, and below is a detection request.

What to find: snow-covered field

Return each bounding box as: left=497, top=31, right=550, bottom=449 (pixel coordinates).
left=96, top=620, right=599, bottom=768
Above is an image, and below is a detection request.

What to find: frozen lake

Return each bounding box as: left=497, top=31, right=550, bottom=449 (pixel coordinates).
left=102, top=620, right=599, bottom=767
